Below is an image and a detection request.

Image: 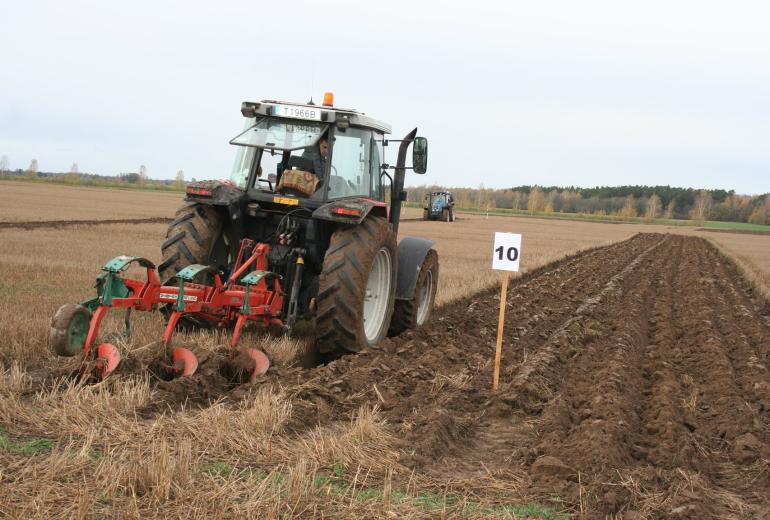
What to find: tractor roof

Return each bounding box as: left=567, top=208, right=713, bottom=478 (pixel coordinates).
left=241, top=99, right=392, bottom=134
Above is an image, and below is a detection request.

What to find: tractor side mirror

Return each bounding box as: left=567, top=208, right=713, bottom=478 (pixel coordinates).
left=412, top=137, right=428, bottom=174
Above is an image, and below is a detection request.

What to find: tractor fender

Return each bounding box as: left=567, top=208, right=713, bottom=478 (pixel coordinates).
left=312, top=198, right=388, bottom=225
left=184, top=180, right=245, bottom=220
left=395, top=236, right=435, bottom=300
left=184, top=180, right=245, bottom=206
left=183, top=180, right=246, bottom=242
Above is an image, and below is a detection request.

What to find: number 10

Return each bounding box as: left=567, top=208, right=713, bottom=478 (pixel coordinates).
left=495, top=245, right=519, bottom=262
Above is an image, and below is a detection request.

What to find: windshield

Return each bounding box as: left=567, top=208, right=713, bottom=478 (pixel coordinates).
left=230, top=116, right=329, bottom=151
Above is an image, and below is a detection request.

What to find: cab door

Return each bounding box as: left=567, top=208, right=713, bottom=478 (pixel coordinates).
left=326, top=128, right=376, bottom=200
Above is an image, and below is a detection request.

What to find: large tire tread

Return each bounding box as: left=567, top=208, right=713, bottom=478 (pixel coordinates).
left=159, top=204, right=224, bottom=283
left=316, top=217, right=397, bottom=355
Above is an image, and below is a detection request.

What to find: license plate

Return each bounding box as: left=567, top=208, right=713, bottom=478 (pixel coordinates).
left=272, top=104, right=322, bottom=121
left=273, top=196, right=299, bottom=206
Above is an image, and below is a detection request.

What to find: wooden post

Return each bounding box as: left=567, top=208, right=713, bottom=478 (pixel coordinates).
left=492, top=271, right=510, bottom=391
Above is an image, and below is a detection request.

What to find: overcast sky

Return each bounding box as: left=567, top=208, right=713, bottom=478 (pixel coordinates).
left=1, top=0, right=769, bottom=194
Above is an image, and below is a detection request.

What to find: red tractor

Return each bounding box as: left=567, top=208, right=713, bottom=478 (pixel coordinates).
left=51, top=93, right=439, bottom=382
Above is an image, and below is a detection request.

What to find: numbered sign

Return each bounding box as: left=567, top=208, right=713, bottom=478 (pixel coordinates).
left=492, top=232, right=522, bottom=272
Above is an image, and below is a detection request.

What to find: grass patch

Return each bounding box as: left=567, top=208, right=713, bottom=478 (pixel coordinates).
left=702, top=220, right=770, bottom=232
left=201, top=462, right=267, bottom=480
left=202, top=461, right=566, bottom=518
left=462, top=501, right=567, bottom=519
left=0, top=429, right=54, bottom=456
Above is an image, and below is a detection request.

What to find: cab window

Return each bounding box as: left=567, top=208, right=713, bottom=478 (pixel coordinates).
left=327, top=128, right=372, bottom=199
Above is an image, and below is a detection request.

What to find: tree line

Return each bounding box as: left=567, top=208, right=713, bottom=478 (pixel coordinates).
left=408, top=184, right=770, bottom=225
left=0, top=155, right=187, bottom=190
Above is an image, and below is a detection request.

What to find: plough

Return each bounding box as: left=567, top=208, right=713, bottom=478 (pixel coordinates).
left=50, top=239, right=282, bottom=382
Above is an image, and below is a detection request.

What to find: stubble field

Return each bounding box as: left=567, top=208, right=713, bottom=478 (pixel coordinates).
left=1, top=182, right=769, bottom=518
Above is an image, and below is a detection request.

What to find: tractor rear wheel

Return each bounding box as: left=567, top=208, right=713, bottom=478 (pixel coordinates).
left=316, top=217, right=397, bottom=355
left=388, top=249, right=438, bottom=336
left=158, top=203, right=235, bottom=283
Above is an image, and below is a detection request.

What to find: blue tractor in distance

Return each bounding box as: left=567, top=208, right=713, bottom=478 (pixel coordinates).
left=423, top=191, right=455, bottom=222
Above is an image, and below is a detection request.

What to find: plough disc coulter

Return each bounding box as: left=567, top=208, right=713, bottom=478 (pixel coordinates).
left=50, top=240, right=281, bottom=382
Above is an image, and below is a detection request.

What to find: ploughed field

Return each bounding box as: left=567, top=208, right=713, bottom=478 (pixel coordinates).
left=148, top=233, right=770, bottom=516
left=3, top=231, right=770, bottom=518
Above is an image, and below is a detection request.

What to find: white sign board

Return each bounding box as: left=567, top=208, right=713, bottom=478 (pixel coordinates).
left=492, top=232, right=522, bottom=272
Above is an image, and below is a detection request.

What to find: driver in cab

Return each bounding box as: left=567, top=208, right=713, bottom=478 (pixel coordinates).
left=301, top=137, right=328, bottom=176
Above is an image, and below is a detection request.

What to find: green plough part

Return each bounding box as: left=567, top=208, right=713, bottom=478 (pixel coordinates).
left=95, top=256, right=153, bottom=306
left=80, top=296, right=101, bottom=313
left=239, top=270, right=278, bottom=286
left=103, top=255, right=155, bottom=273
left=176, top=264, right=220, bottom=282
left=239, top=271, right=278, bottom=315
left=96, top=272, right=129, bottom=306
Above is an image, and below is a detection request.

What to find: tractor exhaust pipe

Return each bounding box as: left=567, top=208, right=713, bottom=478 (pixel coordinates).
left=390, top=127, right=418, bottom=236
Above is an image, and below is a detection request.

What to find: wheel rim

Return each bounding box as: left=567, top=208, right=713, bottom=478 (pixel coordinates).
left=363, top=247, right=392, bottom=342
left=67, top=311, right=90, bottom=355
left=416, top=269, right=434, bottom=325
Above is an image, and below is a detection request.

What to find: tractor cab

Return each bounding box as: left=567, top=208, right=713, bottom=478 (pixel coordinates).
left=228, top=96, right=394, bottom=206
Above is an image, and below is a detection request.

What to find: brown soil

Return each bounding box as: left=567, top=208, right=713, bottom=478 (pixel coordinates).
left=34, top=233, right=770, bottom=516
left=0, top=217, right=171, bottom=230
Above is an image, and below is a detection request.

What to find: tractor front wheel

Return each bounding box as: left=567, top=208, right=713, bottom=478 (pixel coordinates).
left=388, top=249, right=438, bottom=336
left=316, top=217, right=397, bottom=355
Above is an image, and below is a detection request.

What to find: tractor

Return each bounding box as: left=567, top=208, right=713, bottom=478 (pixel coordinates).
left=50, top=93, right=439, bottom=383
left=423, top=191, right=455, bottom=221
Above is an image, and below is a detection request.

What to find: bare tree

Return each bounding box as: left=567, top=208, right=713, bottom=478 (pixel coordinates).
left=527, top=186, right=543, bottom=213
left=475, top=183, right=486, bottom=210
left=26, top=159, right=38, bottom=178
left=691, top=190, right=712, bottom=224
left=0, top=155, right=8, bottom=174
left=645, top=194, right=661, bottom=220
left=748, top=194, right=770, bottom=225
left=175, top=169, right=185, bottom=189
left=622, top=194, right=637, bottom=218
left=66, top=162, right=80, bottom=182
left=139, top=164, right=147, bottom=185
left=544, top=190, right=557, bottom=213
